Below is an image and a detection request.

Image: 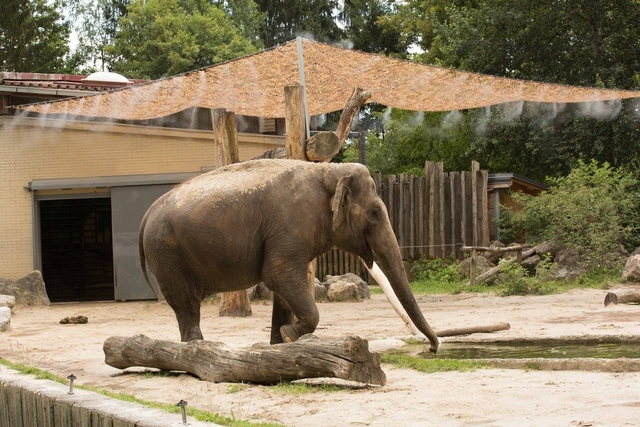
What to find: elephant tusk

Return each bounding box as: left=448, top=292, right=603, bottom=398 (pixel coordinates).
left=366, top=261, right=423, bottom=337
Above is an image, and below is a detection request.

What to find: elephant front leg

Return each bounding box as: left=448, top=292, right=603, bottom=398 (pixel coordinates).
left=270, top=295, right=293, bottom=344
left=269, top=283, right=319, bottom=344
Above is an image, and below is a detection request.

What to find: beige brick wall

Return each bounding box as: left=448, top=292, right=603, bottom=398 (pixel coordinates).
left=0, top=116, right=284, bottom=280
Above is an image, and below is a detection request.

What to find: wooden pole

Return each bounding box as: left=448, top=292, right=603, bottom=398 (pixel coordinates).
left=285, top=85, right=308, bottom=161
left=285, top=85, right=316, bottom=296
left=212, top=109, right=252, bottom=317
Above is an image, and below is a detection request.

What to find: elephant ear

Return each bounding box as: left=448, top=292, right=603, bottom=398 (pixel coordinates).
left=332, top=174, right=353, bottom=232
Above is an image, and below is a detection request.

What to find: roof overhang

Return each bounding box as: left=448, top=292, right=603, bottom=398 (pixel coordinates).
left=488, top=173, right=548, bottom=192
left=27, top=172, right=200, bottom=191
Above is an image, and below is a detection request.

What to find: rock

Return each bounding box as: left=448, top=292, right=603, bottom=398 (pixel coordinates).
left=0, top=295, right=16, bottom=310
left=323, top=274, right=369, bottom=299
left=459, top=256, right=494, bottom=278
left=533, top=240, right=563, bottom=260
left=327, top=281, right=360, bottom=302
left=485, top=241, right=506, bottom=264
left=0, top=306, right=10, bottom=332
left=521, top=254, right=541, bottom=275
left=622, top=255, right=640, bottom=282
left=565, top=268, right=588, bottom=282
left=0, top=270, right=50, bottom=306
left=314, top=282, right=328, bottom=300
left=556, top=248, right=581, bottom=270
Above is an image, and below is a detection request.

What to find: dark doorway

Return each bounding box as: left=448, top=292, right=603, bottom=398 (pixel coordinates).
left=40, top=198, right=114, bottom=302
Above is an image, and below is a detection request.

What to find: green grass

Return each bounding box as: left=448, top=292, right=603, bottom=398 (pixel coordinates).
left=381, top=354, right=488, bottom=373
left=0, top=358, right=285, bottom=427
left=270, top=381, right=344, bottom=395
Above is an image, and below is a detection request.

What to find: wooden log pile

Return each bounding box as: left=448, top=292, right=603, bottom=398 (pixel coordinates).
left=104, top=334, right=387, bottom=386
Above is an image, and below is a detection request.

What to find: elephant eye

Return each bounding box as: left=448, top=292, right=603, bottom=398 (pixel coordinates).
left=369, top=207, right=381, bottom=223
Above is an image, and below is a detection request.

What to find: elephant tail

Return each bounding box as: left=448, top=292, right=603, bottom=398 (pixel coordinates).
left=138, top=211, right=159, bottom=299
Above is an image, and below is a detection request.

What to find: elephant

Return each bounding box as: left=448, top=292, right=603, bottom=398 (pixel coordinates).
left=139, top=159, right=440, bottom=353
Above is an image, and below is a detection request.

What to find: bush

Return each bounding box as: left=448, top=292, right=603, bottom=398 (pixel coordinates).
left=412, top=258, right=462, bottom=283
left=498, top=160, right=640, bottom=269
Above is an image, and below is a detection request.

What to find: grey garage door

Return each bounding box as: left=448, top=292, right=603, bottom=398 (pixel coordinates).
left=111, top=185, right=174, bottom=301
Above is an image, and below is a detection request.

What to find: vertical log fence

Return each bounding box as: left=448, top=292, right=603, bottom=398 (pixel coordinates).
left=316, top=160, right=490, bottom=280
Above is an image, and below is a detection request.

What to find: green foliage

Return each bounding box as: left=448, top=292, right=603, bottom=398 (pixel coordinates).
left=498, top=160, right=640, bottom=267
left=497, top=259, right=548, bottom=296
left=108, top=0, right=259, bottom=79
left=0, top=0, right=72, bottom=72
left=254, top=0, right=344, bottom=47
left=412, top=258, right=463, bottom=283
left=365, top=108, right=474, bottom=175
left=381, top=354, right=488, bottom=373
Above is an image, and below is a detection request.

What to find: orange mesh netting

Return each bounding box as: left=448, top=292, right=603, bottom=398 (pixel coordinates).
left=19, top=38, right=640, bottom=120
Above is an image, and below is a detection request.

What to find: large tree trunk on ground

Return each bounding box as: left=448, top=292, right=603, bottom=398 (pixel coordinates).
left=604, top=289, right=640, bottom=306
left=103, top=334, right=386, bottom=386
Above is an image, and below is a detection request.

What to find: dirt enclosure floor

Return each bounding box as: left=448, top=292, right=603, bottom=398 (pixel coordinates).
left=2, top=288, right=640, bottom=427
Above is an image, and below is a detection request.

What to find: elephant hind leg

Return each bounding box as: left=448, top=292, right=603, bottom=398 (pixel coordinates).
left=151, top=262, right=204, bottom=342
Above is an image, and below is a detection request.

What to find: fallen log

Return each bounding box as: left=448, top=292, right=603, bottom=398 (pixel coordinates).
left=103, top=334, right=386, bottom=386
left=437, top=322, right=510, bottom=338
left=604, top=289, right=640, bottom=306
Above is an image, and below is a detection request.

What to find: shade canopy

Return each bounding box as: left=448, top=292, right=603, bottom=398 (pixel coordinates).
left=19, top=38, right=640, bottom=120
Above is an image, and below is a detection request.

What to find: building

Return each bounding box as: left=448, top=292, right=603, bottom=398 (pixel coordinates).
left=1, top=72, right=285, bottom=302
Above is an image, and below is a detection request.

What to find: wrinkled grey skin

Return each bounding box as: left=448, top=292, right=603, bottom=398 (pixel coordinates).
left=139, top=159, right=439, bottom=352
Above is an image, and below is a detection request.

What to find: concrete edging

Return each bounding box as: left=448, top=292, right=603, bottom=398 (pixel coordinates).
left=0, top=366, right=219, bottom=427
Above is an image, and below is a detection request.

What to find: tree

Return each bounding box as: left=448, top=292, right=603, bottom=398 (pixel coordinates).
left=339, top=0, right=409, bottom=56
left=371, top=1, right=640, bottom=179
left=0, top=0, right=71, bottom=72
left=66, top=0, right=130, bottom=72
left=108, top=0, right=260, bottom=79
left=254, top=0, right=344, bottom=47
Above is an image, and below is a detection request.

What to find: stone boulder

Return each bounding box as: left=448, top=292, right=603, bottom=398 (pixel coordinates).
left=0, top=270, right=50, bottom=306
left=520, top=254, right=541, bottom=275
left=314, top=282, right=328, bottom=300
left=0, top=306, right=10, bottom=332
left=459, top=256, right=494, bottom=278
left=623, top=254, right=640, bottom=282
left=0, top=295, right=16, bottom=311
left=323, top=273, right=370, bottom=301
left=485, top=241, right=506, bottom=264
left=533, top=240, right=563, bottom=260
left=327, top=281, right=360, bottom=301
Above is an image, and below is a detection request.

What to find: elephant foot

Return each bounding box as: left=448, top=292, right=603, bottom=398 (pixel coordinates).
left=280, top=325, right=299, bottom=343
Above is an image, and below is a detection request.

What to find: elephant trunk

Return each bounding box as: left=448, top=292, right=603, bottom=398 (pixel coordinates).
left=370, top=228, right=440, bottom=353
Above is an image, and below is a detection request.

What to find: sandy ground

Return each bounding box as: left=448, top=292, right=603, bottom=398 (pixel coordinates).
left=2, top=288, right=640, bottom=427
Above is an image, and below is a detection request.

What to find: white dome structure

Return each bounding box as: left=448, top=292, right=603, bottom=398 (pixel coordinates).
left=83, top=71, right=131, bottom=83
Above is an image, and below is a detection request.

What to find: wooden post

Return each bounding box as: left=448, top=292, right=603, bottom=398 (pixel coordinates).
left=212, top=109, right=252, bottom=317
left=284, top=85, right=316, bottom=296
left=285, top=85, right=308, bottom=161
left=471, top=161, right=479, bottom=247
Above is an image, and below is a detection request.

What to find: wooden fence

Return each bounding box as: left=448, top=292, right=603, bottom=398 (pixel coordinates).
left=315, top=160, right=489, bottom=280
